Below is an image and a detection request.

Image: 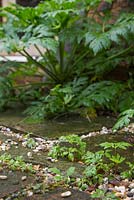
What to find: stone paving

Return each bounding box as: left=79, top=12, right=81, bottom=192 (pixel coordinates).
left=0, top=125, right=134, bottom=199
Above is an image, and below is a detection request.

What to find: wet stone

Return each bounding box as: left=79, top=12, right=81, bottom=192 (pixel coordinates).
left=127, top=192, right=134, bottom=197
left=27, top=191, right=33, bottom=197
left=130, top=188, right=134, bottom=194
left=129, top=183, right=134, bottom=189
left=34, top=189, right=42, bottom=194
left=61, top=191, right=72, bottom=198
left=115, top=186, right=126, bottom=194
left=0, top=175, right=8, bottom=180
left=44, top=188, right=91, bottom=200
left=27, top=152, right=33, bottom=158
left=21, top=176, right=27, bottom=181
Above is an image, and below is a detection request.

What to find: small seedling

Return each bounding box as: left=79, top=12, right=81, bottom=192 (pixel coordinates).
left=49, top=134, right=86, bottom=161
left=0, top=153, right=34, bottom=172
left=49, top=166, right=75, bottom=185
left=91, top=189, right=119, bottom=200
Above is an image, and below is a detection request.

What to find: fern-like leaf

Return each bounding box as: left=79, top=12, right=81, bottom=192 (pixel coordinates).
left=113, top=109, right=134, bottom=131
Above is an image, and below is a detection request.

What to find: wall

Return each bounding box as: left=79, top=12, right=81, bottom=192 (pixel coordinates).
left=2, top=0, right=15, bottom=7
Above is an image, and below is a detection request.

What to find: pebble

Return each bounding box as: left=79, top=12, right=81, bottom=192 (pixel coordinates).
left=98, top=184, right=107, bottom=191
left=21, top=176, right=27, bottom=181
left=6, top=139, right=12, bottom=143
left=100, top=126, right=109, bottom=134
left=35, top=137, right=44, bottom=142
left=27, top=152, right=33, bottom=158
left=127, top=192, right=134, bottom=197
left=61, top=191, right=72, bottom=198
left=0, top=143, right=10, bottom=151
left=130, top=188, right=134, bottom=194
left=34, top=189, right=42, bottom=194
left=115, top=186, right=126, bottom=195
left=129, top=183, right=134, bottom=189
left=33, top=149, right=39, bottom=153
left=103, top=177, right=108, bottom=184
left=35, top=145, right=46, bottom=151
left=0, top=175, right=8, bottom=180
left=27, top=191, right=33, bottom=197
left=22, top=191, right=27, bottom=196
left=122, top=179, right=130, bottom=188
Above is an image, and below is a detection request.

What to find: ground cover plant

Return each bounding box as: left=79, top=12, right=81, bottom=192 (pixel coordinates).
left=0, top=0, right=133, bottom=128
left=49, top=134, right=86, bottom=161
left=48, top=134, right=134, bottom=198
left=0, top=153, right=34, bottom=172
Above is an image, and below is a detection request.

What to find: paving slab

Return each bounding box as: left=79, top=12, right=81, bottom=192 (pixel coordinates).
left=20, top=188, right=91, bottom=200
left=0, top=170, right=35, bottom=198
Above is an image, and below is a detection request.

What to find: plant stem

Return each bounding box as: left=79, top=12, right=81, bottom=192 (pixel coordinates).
left=107, top=46, right=132, bottom=61
left=88, top=45, right=133, bottom=68
left=20, top=49, right=59, bottom=82
left=34, top=44, right=55, bottom=72
left=72, top=49, right=90, bottom=68
left=59, top=42, right=64, bottom=73
left=34, top=44, right=44, bottom=57
left=46, top=48, right=58, bottom=74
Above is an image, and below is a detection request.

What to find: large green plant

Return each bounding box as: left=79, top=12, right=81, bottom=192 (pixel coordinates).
left=0, top=0, right=134, bottom=119
left=0, top=0, right=86, bottom=83
left=0, top=0, right=133, bottom=83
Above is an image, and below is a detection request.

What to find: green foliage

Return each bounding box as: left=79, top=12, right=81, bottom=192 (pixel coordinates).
left=0, top=153, right=34, bottom=172
left=49, top=134, right=86, bottom=161
left=0, top=0, right=134, bottom=120
left=0, top=0, right=85, bottom=83
left=85, top=12, right=134, bottom=53
left=83, top=150, right=104, bottom=165
left=25, top=138, right=37, bottom=149
left=118, top=91, right=134, bottom=112
left=77, top=81, right=122, bottom=111
left=121, top=162, right=134, bottom=179
left=47, top=136, right=133, bottom=191
left=0, top=77, right=14, bottom=110
left=113, top=109, right=134, bottom=130
left=99, top=142, right=131, bottom=173
left=91, top=189, right=119, bottom=200
left=99, top=141, right=131, bottom=150
left=24, top=84, right=75, bottom=120
left=82, top=141, right=132, bottom=182
left=49, top=166, right=75, bottom=184
left=25, top=80, right=124, bottom=120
